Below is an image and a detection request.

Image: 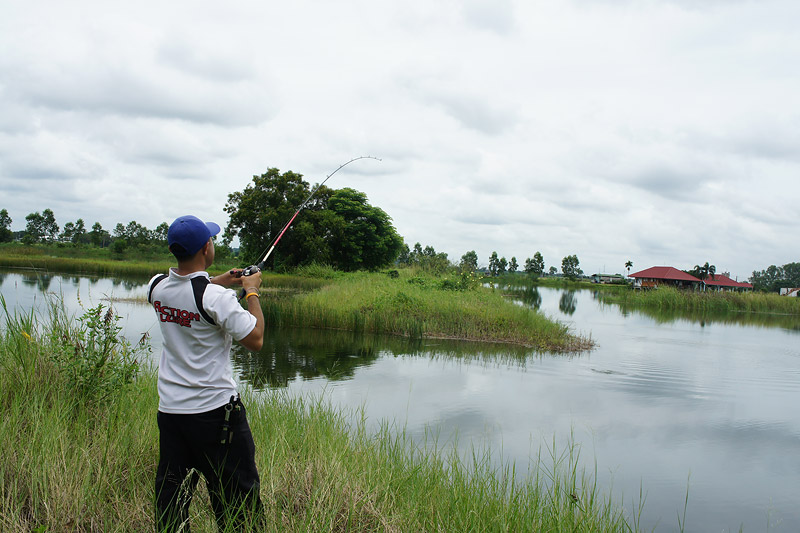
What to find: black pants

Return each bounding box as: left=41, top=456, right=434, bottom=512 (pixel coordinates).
left=155, top=400, right=263, bottom=532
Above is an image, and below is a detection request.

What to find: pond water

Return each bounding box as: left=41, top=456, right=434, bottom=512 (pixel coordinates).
left=2, top=268, right=799, bottom=532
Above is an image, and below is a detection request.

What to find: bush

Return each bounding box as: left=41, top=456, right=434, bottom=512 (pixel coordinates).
left=49, top=302, right=144, bottom=408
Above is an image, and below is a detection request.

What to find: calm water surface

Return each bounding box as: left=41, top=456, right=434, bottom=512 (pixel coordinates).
left=2, top=268, right=799, bottom=532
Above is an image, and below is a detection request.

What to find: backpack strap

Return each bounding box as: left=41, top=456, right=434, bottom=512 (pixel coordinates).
left=191, top=276, right=216, bottom=326
left=147, top=274, right=168, bottom=304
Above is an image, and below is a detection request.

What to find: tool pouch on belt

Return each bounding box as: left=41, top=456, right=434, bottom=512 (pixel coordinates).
left=219, top=395, right=242, bottom=445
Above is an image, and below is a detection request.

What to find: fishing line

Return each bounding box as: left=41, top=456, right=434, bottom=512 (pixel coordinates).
left=241, top=155, right=381, bottom=275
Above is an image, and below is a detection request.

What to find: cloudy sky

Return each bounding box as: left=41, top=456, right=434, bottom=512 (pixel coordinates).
left=1, top=0, right=798, bottom=280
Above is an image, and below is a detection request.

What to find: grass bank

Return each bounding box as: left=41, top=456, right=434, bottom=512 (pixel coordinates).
left=264, top=269, right=592, bottom=352
left=594, top=286, right=800, bottom=315
left=0, top=243, right=241, bottom=279
left=1, top=301, right=640, bottom=532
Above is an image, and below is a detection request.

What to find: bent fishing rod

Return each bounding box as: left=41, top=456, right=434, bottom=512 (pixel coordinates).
left=239, top=155, right=381, bottom=277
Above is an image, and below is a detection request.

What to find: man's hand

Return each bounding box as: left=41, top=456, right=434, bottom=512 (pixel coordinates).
left=241, top=271, right=262, bottom=293
left=211, top=270, right=245, bottom=288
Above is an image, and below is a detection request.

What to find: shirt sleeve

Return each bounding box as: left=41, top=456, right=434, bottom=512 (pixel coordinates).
left=204, top=286, right=258, bottom=342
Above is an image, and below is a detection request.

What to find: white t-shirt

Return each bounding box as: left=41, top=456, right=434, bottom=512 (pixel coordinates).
left=148, top=269, right=257, bottom=414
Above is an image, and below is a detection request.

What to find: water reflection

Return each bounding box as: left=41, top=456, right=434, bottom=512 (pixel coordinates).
left=20, top=271, right=54, bottom=292
left=558, top=290, right=577, bottom=315
left=504, top=285, right=542, bottom=309
left=233, top=328, right=380, bottom=388
left=233, top=327, right=543, bottom=390
left=111, top=277, right=145, bottom=291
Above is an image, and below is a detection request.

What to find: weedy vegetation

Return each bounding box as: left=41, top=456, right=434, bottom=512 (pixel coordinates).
left=0, top=299, right=640, bottom=532
left=594, top=286, right=800, bottom=316
left=263, top=268, right=592, bottom=352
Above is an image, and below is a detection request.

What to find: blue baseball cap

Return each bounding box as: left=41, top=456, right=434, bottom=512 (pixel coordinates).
left=168, top=215, right=221, bottom=256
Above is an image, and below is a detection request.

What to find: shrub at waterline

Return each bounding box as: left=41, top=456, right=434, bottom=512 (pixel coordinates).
left=1, top=300, right=641, bottom=532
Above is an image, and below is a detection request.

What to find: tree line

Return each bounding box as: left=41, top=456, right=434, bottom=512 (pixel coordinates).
left=750, top=263, right=800, bottom=292
left=476, top=250, right=583, bottom=281
left=0, top=207, right=179, bottom=255
left=1, top=198, right=585, bottom=279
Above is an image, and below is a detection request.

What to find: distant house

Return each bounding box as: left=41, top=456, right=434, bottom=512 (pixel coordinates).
left=629, top=266, right=702, bottom=290
left=780, top=288, right=800, bottom=297
left=629, top=267, right=753, bottom=291
left=704, top=274, right=753, bottom=292
left=591, top=273, right=625, bottom=284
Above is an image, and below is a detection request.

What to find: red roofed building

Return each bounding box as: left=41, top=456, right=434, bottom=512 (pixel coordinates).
left=629, top=267, right=753, bottom=291
left=704, top=274, right=753, bottom=292
left=629, top=266, right=702, bottom=289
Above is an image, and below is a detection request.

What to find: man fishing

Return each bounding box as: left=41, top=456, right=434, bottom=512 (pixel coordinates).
left=148, top=214, right=264, bottom=531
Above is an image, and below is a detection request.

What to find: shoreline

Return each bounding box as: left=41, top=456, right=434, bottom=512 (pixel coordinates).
left=0, top=306, right=640, bottom=532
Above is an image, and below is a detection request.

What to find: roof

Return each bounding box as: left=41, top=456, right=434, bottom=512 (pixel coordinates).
left=628, top=266, right=701, bottom=282
left=704, top=274, right=742, bottom=288
left=629, top=268, right=753, bottom=288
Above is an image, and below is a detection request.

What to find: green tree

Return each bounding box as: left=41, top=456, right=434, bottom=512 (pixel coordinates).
left=404, top=242, right=449, bottom=273
left=509, top=257, right=518, bottom=273
left=326, top=188, right=404, bottom=271
left=460, top=250, right=478, bottom=273
left=124, top=221, right=150, bottom=246
left=60, top=221, right=76, bottom=243
left=90, top=222, right=111, bottom=247
left=409, top=242, right=424, bottom=264
left=625, top=260, right=633, bottom=277
left=750, top=262, right=800, bottom=292
left=498, top=257, right=508, bottom=275
left=691, top=262, right=716, bottom=280
left=41, top=209, right=58, bottom=241
left=488, top=251, right=499, bottom=276
left=524, top=257, right=534, bottom=274
left=24, top=211, right=45, bottom=243
left=153, top=222, right=169, bottom=244
left=561, top=254, right=582, bottom=281
left=396, top=243, right=411, bottom=265
left=225, top=169, right=402, bottom=270
left=532, top=252, right=545, bottom=276
left=0, top=209, right=13, bottom=242
left=72, top=218, right=86, bottom=244
left=549, top=266, right=557, bottom=276
left=224, top=168, right=322, bottom=268
left=783, top=262, right=800, bottom=287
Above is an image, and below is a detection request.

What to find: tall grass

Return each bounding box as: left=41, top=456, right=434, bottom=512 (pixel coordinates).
left=263, top=270, right=592, bottom=352
left=0, top=300, right=642, bottom=532
left=595, top=286, right=800, bottom=315
left=0, top=244, right=240, bottom=279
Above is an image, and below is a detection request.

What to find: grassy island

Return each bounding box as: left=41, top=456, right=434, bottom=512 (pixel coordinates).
left=266, top=267, right=592, bottom=352
left=0, top=303, right=639, bottom=532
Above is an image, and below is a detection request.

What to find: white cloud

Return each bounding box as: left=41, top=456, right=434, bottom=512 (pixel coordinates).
left=0, top=0, right=798, bottom=279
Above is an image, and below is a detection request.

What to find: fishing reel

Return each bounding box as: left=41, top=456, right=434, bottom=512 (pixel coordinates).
left=241, top=264, right=261, bottom=277
left=235, top=264, right=263, bottom=300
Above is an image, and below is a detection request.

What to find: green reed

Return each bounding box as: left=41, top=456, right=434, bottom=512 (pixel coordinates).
left=0, top=299, right=644, bottom=532
left=262, top=270, right=592, bottom=352
left=595, top=286, right=800, bottom=315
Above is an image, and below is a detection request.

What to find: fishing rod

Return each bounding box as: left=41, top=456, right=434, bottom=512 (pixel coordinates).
left=239, top=155, right=381, bottom=276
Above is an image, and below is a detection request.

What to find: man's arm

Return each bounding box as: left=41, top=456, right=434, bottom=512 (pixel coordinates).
left=238, top=273, right=264, bottom=352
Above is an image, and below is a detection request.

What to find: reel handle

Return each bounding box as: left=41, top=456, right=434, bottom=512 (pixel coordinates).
left=241, top=264, right=261, bottom=277
left=230, top=264, right=261, bottom=281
